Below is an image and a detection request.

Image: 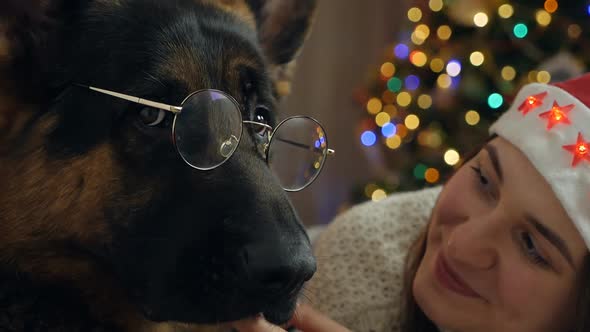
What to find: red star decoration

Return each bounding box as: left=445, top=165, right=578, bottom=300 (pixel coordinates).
left=518, top=92, right=548, bottom=115
left=563, top=133, right=590, bottom=167
left=539, top=101, right=574, bottom=130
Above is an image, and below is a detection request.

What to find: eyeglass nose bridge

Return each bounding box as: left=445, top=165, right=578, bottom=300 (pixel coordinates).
left=242, top=120, right=274, bottom=153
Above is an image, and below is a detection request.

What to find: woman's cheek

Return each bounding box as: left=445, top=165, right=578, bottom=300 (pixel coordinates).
left=495, top=264, right=545, bottom=321
left=432, top=167, right=474, bottom=225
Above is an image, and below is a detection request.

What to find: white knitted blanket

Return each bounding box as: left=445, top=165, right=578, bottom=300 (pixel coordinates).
left=306, top=187, right=446, bottom=332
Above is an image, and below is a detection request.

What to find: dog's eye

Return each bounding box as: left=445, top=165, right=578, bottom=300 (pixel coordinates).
left=139, top=107, right=166, bottom=127
left=253, top=105, right=271, bottom=137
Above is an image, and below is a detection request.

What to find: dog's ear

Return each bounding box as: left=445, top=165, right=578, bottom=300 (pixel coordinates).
left=246, top=0, right=317, bottom=65
left=0, top=0, right=88, bottom=134
left=0, top=0, right=55, bottom=137
left=0, top=0, right=63, bottom=97
left=245, top=0, right=318, bottom=96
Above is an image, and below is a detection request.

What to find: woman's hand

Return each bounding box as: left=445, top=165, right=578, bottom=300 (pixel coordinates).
left=231, top=304, right=351, bottom=332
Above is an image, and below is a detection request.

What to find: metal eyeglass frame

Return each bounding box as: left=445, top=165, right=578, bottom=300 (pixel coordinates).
left=76, top=84, right=335, bottom=191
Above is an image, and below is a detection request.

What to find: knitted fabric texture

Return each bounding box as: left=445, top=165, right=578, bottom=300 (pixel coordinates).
left=307, top=187, right=443, bottom=332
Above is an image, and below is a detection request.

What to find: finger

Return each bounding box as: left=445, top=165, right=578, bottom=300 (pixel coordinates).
left=231, top=317, right=288, bottom=332
left=290, top=304, right=352, bottom=332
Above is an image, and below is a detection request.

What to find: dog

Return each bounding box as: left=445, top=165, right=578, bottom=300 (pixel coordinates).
left=0, top=0, right=319, bottom=331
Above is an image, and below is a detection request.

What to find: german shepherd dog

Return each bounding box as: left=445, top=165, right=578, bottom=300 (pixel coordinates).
left=0, top=0, right=319, bottom=331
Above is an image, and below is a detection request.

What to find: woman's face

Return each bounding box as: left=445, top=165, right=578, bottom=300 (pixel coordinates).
left=413, top=137, right=588, bottom=332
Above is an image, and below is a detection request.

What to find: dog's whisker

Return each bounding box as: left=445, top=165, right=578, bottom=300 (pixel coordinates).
left=314, top=254, right=342, bottom=260
left=143, top=71, right=167, bottom=88
left=120, top=236, right=171, bottom=240
left=314, top=254, right=344, bottom=264
left=290, top=305, right=304, bottom=329
left=300, top=288, right=315, bottom=304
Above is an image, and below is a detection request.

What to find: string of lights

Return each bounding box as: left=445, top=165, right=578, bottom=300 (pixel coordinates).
left=353, top=0, right=590, bottom=203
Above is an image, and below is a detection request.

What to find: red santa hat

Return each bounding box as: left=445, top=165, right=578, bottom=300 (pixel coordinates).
left=490, top=73, right=590, bottom=249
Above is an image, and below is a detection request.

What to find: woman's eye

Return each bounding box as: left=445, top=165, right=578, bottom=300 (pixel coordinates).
left=470, top=165, right=499, bottom=201
left=253, top=105, right=271, bottom=138
left=139, top=107, right=166, bottom=127
left=521, top=232, right=549, bottom=268
left=471, top=166, right=489, bottom=186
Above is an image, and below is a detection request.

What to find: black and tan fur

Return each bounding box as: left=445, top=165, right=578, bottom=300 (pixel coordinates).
left=0, top=0, right=318, bottom=331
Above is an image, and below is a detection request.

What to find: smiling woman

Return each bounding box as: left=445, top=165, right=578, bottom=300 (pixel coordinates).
left=411, top=136, right=587, bottom=332
left=263, top=73, right=590, bottom=332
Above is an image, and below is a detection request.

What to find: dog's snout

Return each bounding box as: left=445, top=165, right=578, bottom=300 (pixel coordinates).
left=239, top=242, right=316, bottom=296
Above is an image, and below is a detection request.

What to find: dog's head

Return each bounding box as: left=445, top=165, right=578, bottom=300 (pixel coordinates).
left=0, top=0, right=319, bottom=327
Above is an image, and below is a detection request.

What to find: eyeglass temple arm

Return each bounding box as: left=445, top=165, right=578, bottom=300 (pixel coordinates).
left=76, top=84, right=183, bottom=114
left=273, top=136, right=335, bottom=155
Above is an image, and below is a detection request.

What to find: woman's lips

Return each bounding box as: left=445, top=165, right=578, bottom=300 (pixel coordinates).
left=435, top=252, right=481, bottom=298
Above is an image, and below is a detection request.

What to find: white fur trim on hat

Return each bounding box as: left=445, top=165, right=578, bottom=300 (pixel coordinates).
left=490, top=83, right=590, bottom=249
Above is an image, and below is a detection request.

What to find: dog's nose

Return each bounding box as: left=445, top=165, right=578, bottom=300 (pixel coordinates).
left=239, top=242, right=316, bottom=296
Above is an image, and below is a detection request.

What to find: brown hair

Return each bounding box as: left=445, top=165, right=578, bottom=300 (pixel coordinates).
left=399, top=225, right=438, bottom=332
left=398, top=135, right=590, bottom=332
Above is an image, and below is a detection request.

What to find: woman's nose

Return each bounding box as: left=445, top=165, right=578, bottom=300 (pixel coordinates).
left=446, top=218, right=499, bottom=270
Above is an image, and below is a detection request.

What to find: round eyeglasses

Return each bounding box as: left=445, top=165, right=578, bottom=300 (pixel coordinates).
left=78, top=85, right=335, bottom=192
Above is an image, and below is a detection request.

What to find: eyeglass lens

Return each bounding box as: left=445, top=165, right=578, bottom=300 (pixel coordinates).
left=173, top=90, right=243, bottom=170
left=268, top=117, right=328, bottom=191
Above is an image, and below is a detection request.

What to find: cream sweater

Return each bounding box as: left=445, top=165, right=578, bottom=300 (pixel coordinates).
left=306, top=187, right=444, bottom=332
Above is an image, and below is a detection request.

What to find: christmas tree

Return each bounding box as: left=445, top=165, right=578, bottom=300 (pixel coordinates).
left=353, top=0, right=590, bottom=203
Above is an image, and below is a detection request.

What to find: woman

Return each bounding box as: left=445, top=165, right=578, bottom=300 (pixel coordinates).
left=233, top=74, right=590, bottom=332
